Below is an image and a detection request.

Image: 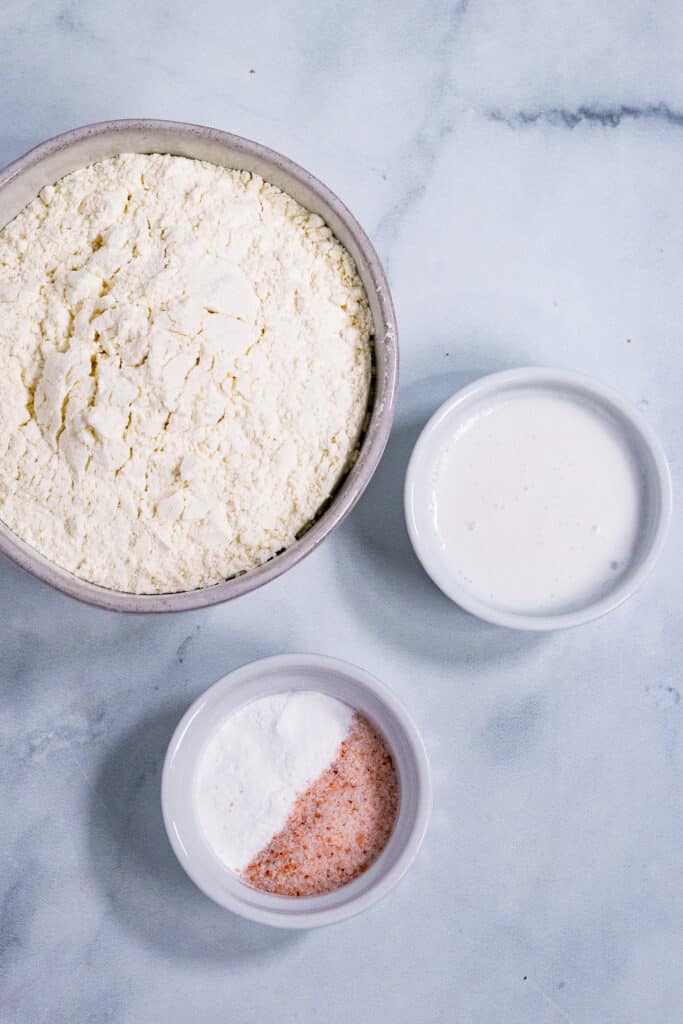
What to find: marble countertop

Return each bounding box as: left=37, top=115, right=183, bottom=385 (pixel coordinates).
left=1, top=2, right=681, bottom=1022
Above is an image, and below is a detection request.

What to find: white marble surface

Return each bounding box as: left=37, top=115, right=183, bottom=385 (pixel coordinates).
left=1, top=2, right=682, bottom=1022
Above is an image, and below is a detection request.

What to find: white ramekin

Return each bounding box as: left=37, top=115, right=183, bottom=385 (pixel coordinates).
left=404, top=367, right=672, bottom=631
left=161, top=654, right=431, bottom=929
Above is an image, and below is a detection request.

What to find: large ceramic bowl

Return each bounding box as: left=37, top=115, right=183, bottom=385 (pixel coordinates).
left=0, top=120, right=398, bottom=611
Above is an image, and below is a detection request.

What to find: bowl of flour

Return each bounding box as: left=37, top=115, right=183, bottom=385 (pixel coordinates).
left=0, top=120, right=397, bottom=610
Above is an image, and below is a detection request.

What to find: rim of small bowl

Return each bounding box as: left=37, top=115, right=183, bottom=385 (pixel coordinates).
left=0, top=119, right=398, bottom=612
left=404, top=367, right=673, bottom=631
left=161, top=654, right=432, bottom=929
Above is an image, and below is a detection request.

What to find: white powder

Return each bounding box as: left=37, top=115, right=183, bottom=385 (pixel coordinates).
left=0, top=154, right=372, bottom=593
left=195, top=691, right=354, bottom=871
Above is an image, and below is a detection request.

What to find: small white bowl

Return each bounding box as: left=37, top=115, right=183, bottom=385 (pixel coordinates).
left=404, top=367, right=672, bottom=631
left=161, top=654, right=431, bottom=929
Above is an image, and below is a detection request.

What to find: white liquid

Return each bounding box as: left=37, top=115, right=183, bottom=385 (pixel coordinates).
left=432, top=392, right=643, bottom=614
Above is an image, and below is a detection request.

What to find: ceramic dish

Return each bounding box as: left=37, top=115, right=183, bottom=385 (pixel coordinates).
left=0, top=120, right=398, bottom=611
left=161, top=654, right=431, bottom=929
left=405, top=367, right=672, bottom=631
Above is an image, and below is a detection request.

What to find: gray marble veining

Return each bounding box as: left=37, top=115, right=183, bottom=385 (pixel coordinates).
left=1, top=2, right=682, bottom=1022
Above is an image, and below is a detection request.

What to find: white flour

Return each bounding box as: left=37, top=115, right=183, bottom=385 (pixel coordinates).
left=194, top=691, right=354, bottom=871
left=0, top=154, right=371, bottom=592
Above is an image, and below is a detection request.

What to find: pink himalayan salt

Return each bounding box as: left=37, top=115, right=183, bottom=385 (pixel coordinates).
left=242, top=713, right=399, bottom=897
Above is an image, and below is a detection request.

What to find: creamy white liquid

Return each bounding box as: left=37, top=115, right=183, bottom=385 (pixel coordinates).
left=432, top=392, right=643, bottom=614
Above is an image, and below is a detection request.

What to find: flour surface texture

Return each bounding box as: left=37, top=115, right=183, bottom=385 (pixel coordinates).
left=0, top=154, right=372, bottom=592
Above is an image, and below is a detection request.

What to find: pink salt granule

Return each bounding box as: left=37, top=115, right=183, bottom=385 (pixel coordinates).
left=242, top=713, right=399, bottom=897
